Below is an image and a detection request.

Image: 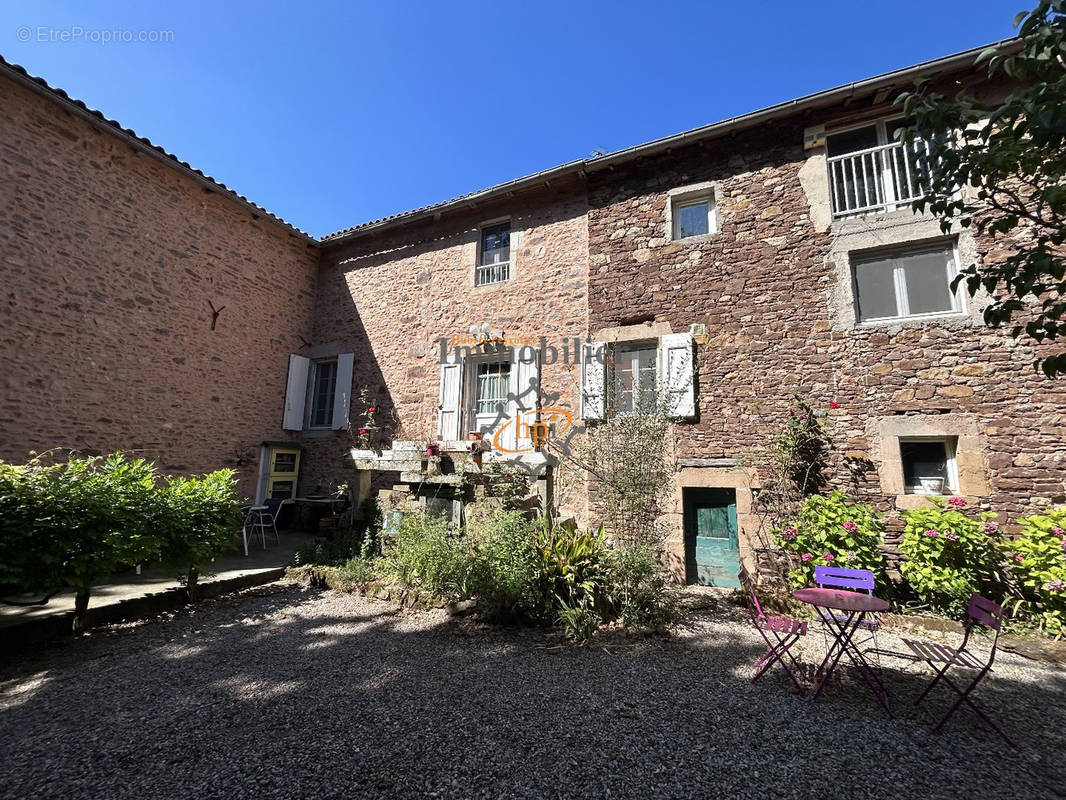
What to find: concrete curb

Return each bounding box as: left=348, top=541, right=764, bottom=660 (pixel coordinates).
left=0, top=568, right=287, bottom=653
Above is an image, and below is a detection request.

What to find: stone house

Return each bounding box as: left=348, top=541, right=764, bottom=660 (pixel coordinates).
left=1, top=40, right=1063, bottom=586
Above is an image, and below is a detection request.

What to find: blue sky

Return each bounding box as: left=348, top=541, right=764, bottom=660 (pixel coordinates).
left=2, top=1, right=1021, bottom=237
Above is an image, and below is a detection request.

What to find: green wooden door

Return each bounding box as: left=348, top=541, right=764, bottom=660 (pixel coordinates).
left=683, top=488, right=741, bottom=588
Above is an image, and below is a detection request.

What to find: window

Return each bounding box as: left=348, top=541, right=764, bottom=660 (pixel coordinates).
left=308, top=359, right=338, bottom=428
left=610, top=345, right=658, bottom=414
left=853, top=243, right=960, bottom=323
left=671, top=193, right=715, bottom=240
left=901, top=438, right=959, bottom=495
left=826, top=117, right=930, bottom=217
left=476, top=221, right=511, bottom=285
left=474, top=361, right=510, bottom=415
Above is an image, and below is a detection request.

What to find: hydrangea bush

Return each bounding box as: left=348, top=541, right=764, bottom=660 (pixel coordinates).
left=1003, top=507, right=1066, bottom=637
left=774, top=491, right=887, bottom=589
left=899, top=497, right=1005, bottom=618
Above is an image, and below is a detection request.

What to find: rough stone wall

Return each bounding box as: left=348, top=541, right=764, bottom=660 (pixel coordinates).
left=586, top=117, right=1066, bottom=565
left=302, top=188, right=589, bottom=493
left=0, top=74, right=320, bottom=495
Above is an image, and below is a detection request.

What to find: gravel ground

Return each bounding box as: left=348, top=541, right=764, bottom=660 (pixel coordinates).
left=0, top=582, right=1063, bottom=800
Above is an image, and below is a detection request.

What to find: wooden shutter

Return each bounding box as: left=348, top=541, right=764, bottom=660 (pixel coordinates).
left=658, top=332, right=696, bottom=419
left=282, top=355, right=310, bottom=431
left=332, top=353, right=355, bottom=430
left=504, top=345, right=540, bottom=452
left=437, top=350, right=464, bottom=441
left=580, top=341, right=607, bottom=421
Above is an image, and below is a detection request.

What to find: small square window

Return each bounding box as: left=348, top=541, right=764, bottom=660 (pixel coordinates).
left=671, top=192, right=715, bottom=240
left=901, top=437, right=959, bottom=495
left=476, top=221, right=511, bottom=285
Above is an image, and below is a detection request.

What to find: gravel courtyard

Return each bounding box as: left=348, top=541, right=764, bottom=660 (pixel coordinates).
left=1, top=582, right=1063, bottom=800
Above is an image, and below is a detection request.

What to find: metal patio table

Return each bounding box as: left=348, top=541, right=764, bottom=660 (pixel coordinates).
left=793, top=586, right=891, bottom=715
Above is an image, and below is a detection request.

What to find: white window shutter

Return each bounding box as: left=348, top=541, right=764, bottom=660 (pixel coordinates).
left=581, top=341, right=607, bottom=421
left=437, top=350, right=463, bottom=441
left=282, top=355, right=310, bottom=431
left=659, top=332, right=696, bottom=419
left=505, top=345, right=540, bottom=452
left=332, top=353, right=355, bottom=430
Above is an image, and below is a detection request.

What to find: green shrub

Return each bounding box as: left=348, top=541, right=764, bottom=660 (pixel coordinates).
left=467, top=511, right=541, bottom=620
left=157, top=470, right=242, bottom=595
left=294, top=530, right=367, bottom=567
left=1003, top=507, right=1066, bottom=637
left=773, top=491, right=887, bottom=589
left=899, top=497, right=1005, bottom=618
left=335, top=556, right=383, bottom=589
left=0, top=453, right=241, bottom=625
left=531, top=519, right=613, bottom=636
left=0, top=454, right=163, bottom=616
left=604, top=544, right=678, bottom=630
left=385, top=512, right=471, bottom=598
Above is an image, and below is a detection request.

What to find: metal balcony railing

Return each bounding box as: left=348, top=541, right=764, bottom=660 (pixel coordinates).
left=475, top=260, right=510, bottom=286
left=827, top=139, right=932, bottom=217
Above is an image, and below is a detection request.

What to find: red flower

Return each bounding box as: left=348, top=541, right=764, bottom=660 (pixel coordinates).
left=368, top=407, right=376, bottom=413
left=829, top=401, right=840, bottom=409
left=358, top=428, right=368, bottom=435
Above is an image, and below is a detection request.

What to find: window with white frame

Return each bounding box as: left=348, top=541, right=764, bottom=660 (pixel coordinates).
left=826, top=116, right=931, bottom=217
left=610, top=344, right=658, bottom=414
left=476, top=221, right=511, bottom=285
left=852, top=243, right=961, bottom=323
left=308, top=359, right=338, bottom=428
left=900, top=437, right=959, bottom=495
left=474, top=360, right=510, bottom=415
left=671, top=192, right=715, bottom=240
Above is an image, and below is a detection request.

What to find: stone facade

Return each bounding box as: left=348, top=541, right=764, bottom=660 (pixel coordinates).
left=301, top=186, right=589, bottom=495
left=3, top=49, right=1064, bottom=582
left=585, top=108, right=1066, bottom=576
left=0, top=72, right=320, bottom=496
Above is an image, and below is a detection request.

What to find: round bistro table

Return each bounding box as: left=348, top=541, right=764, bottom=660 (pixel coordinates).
left=793, top=587, right=891, bottom=715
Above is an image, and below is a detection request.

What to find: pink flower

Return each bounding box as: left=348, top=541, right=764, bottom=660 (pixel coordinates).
left=1015, top=554, right=1024, bottom=563
left=945, top=531, right=959, bottom=541
left=925, top=529, right=940, bottom=538
left=829, top=401, right=840, bottom=410
left=984, top=521, right=1000, bottom=535
left=948, top=497, right=967, bottom=507
left=780, top=526, right=798, bottom=541
left=842, top=521, right=858, bottom=533
left=1053, top=527, right=1065, bottom=536
left=1046, top=579, right=1065, bottom=593
left=801, top=553, right=812, bottom=562
left=1061, top=538, right=1066, bottom=552
left=823, top=552, right=835, bottom=562
left=846, top=552, right=858, bottom=563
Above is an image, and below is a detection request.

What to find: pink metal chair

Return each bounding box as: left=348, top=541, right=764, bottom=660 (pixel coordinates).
left=739, top=568, right=808, bottom=695
left=903, top=593, right=1015, bottom=747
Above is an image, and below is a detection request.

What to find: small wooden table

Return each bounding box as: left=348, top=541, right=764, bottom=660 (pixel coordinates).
left=793, top=587, right=891, bottom=714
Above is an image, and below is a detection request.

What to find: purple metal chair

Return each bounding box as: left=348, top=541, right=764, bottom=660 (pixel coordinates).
left=814, top=566, right=881, bottom=653
left=739, top=568, right=808, bottom=695
left=903, top=593, right=1015, bottom=747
